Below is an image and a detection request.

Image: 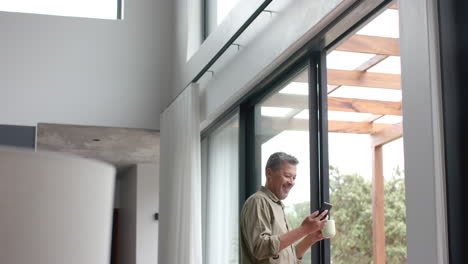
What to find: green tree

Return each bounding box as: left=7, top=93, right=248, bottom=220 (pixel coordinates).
left=384, top=166, right=407, bottom=263
left=329, top=166, right=373, bottom=264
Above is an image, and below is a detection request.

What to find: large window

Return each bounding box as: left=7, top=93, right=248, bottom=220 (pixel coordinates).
left=0, top=0, right=122, bottom=20
left=201, top=2, right=411, bottom=264
left=201, top=113, right=239, bottom=264
left=326, top=4, right=406, bottom=264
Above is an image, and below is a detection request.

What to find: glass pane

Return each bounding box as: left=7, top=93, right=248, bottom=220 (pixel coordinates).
left=205, top=0, right=241, bottom=37
left=0, top=0, right=120, bottom=20
left=382, top=138, right=406, bottom=263
left=202, top=113, right=239, bottom=264
left=255, top=67, right=312, bottom=263
left=326, top=3, right=407, bottom=263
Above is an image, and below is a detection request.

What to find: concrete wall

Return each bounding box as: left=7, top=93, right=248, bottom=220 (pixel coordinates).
left=0, top=0, right=173, bottom=130
left=36, top=123, right=160, bottom=170
left=117, top=163, right=159, bottom=264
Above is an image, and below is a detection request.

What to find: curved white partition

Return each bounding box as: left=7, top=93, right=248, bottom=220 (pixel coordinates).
left=0, top=148, right=116, bottom=264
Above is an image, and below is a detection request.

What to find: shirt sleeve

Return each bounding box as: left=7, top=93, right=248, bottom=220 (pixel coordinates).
left=241, top=197, right=281, bottom=260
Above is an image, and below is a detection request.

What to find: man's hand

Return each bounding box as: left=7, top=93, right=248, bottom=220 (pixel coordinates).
left=307, top=229, right=325, bottom=243
left=277, top=210, right=328, bottom=254
left=295, top=229, right=326, bottom=259
left=300, top=210, right=328, bottom=234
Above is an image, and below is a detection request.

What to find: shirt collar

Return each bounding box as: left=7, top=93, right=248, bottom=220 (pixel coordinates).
left=259, top=186, right=284, bottom=207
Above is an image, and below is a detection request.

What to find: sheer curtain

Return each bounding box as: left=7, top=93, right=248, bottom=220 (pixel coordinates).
left=159, top=84, right=202, bottom=264
left=202, top=114, right=239, bottom=264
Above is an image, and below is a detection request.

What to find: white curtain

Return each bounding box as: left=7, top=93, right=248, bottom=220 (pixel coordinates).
left=203, top=114, right=239, bottom=264
left=159, top=84, right=202, bottom=264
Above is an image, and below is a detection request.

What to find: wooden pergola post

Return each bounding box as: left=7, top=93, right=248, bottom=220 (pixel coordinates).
left=371, top=123, right=403, bottom=264
left=372, top=145, right=386, bottom=264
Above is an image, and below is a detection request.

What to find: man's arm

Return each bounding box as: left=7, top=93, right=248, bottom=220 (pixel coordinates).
left=241, top=197, right=328, bottom=260
left=277, top=210, right=328, bottom=253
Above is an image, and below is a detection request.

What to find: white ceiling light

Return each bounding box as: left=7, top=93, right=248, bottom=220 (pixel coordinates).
left=261, top=107, right=294, bottom=118
left=293, top=109, right=309, bottom=120
left=329, top=86, right=402, bottom=102
left=327, top=51, right=376, bottom=70
left=356, top=9, right=400, bottom=38
left=367, top=56, right=401, bottom=74
left=279, top=82, right=309, bottom=95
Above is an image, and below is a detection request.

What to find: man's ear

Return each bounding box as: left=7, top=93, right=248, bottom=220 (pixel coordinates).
left=265, top=168, right=273, bottom=181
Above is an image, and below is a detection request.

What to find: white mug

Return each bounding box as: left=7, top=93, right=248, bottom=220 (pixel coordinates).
left=322, top=219, right=336, bottom=238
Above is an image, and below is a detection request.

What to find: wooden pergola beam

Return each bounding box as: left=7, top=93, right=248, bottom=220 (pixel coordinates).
left=355, top=55, right=389, bottom=72
left=329, top=97, right=402, bottom=115
left=328, top=69, right=401, bottom=89
left=262, top=117, right=399, bottom=135
left=262, top=94, right=402, bottom=115
left=371, top=123, right=403, bottom=146
left=336, top=35, right=400, bottom=56
left=263, top=117, right=378, bottom=134
left=294, top=69, right=401, bottom=90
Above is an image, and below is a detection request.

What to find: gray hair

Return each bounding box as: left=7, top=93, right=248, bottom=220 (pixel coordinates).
left=265, top=152, right=299, bottom=171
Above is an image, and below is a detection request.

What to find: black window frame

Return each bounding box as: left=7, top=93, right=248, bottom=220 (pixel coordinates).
left=200, top=0, right=396, bottom=262
left=437, top=0, right=468, bottom=262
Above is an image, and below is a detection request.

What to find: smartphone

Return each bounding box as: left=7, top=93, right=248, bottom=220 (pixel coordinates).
left=318, top=202, right=332, bottom=220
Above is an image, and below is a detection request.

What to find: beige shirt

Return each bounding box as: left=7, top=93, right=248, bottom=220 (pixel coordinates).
left=240, top=186, right=302, bottom=264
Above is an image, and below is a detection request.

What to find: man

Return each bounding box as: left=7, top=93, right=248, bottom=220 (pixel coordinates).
left=240, top=152, right=328, bottom=263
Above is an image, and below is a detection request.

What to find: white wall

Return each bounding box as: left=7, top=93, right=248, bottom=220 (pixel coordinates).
left=136, top=163, right=159, bottom=264
left=118, top=163, right=159, bottom=264
left=171, top=0, right=202, bottom=100
left=0, top=0, right=173, bottom=130
left=117, top=166, right=137, bottom=264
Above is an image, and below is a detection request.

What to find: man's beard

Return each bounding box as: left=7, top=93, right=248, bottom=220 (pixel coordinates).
left=279, top=185, right=292, bottom=199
